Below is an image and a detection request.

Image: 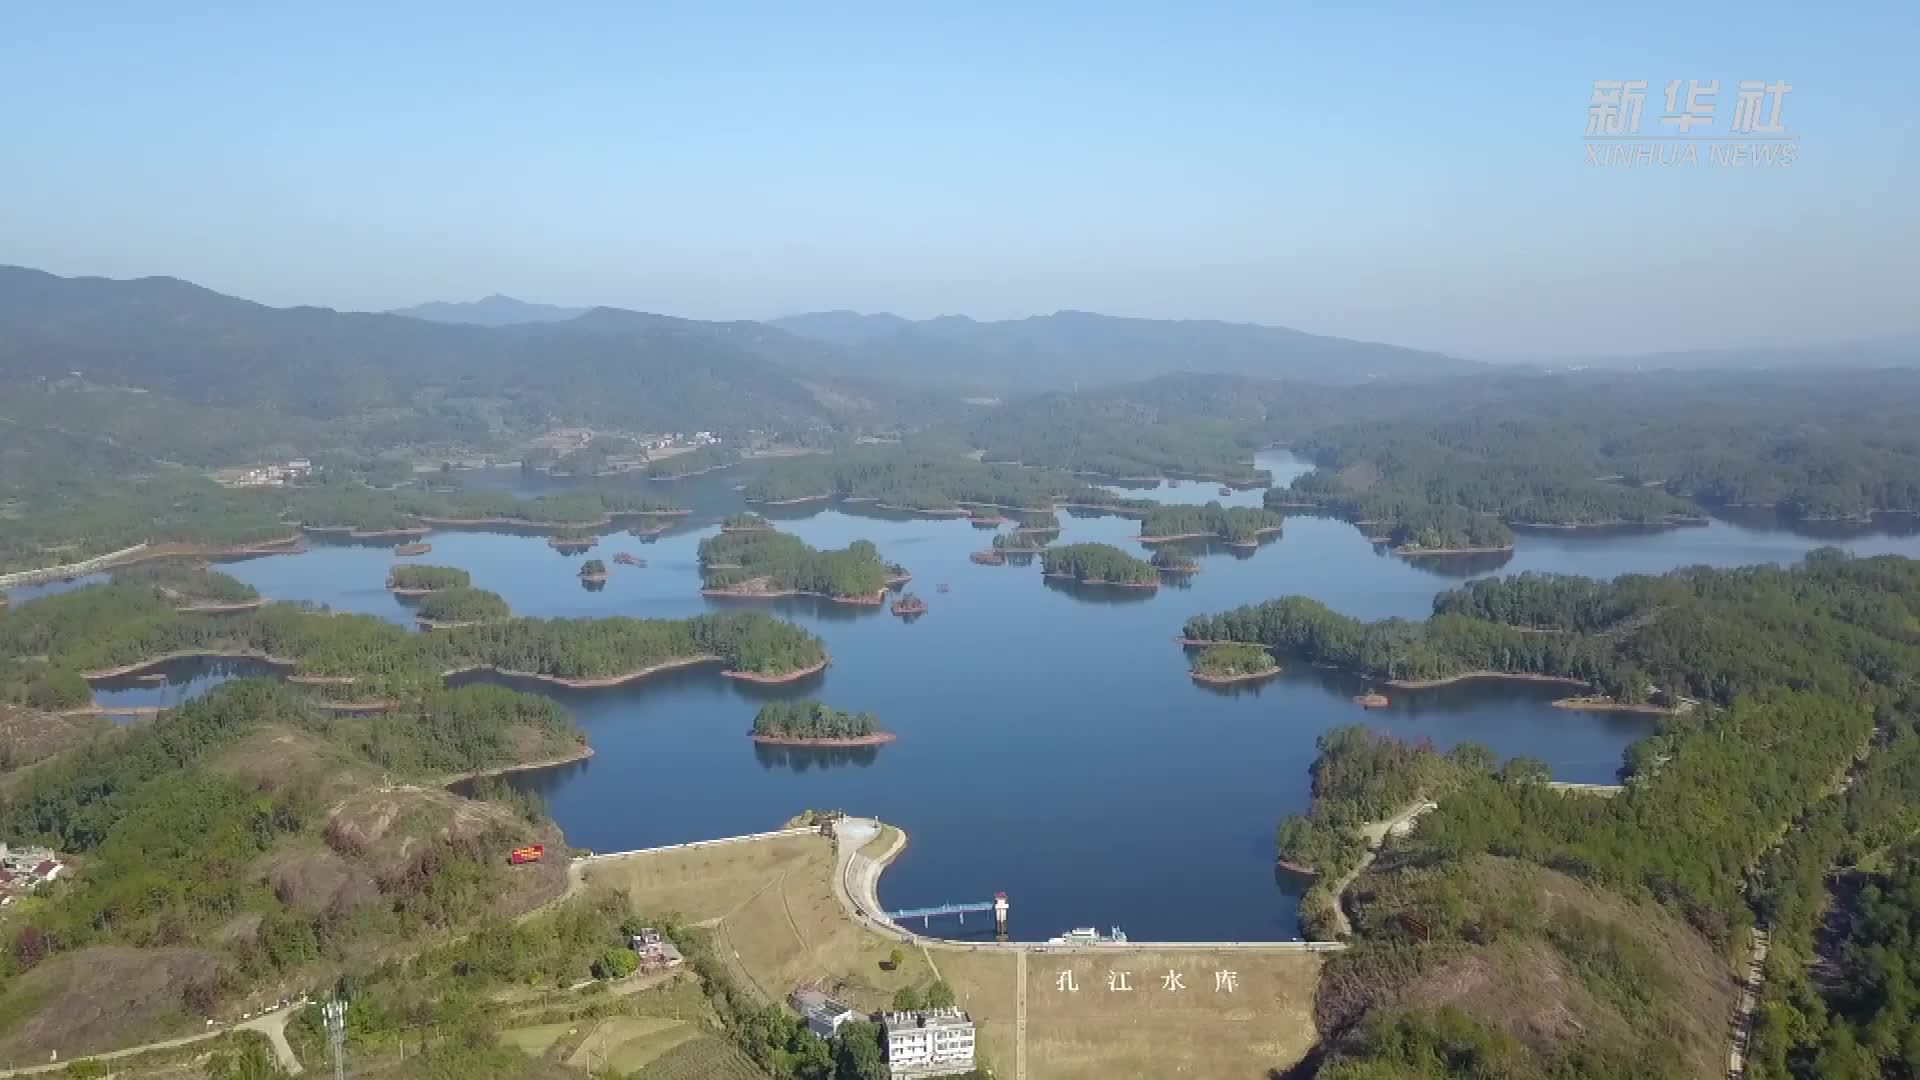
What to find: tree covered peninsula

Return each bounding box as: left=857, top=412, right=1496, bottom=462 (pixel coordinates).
left=698, top=530, right=893, bottom=603
left=1262, top=552, right=1920, bottom=1078
left=0, top=572, right=829, bottom=708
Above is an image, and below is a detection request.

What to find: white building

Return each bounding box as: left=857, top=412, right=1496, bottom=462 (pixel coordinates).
left=790, top=989, right=861, bottom=1039
left=882, top=1007, right=976, bottom=1078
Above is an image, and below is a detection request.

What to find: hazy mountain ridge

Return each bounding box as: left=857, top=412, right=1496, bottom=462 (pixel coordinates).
left=389, top=293, right=586, bottom=326
left=769, top=308, right=1484, bottom=388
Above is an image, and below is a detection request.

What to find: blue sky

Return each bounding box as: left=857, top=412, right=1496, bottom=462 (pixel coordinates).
left=2, top=2, right=1913, bottom=357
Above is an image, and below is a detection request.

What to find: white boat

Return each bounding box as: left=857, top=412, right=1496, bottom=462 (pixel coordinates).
left=1047, top=926, right=1128, bottom=945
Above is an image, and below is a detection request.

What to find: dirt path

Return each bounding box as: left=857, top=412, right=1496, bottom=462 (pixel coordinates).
left=237, top=1008, right=304, bottom=1075
left=1327, top=800, right=1437, bottom=938
left=1015, top=949, right=1029, bottom=1080
left=1728, top=928, right=1770, bottom=1078
left=0, top=1003, right=307, bottom=1078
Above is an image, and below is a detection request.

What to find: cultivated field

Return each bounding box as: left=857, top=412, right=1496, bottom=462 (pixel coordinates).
left=592, top=829, right=1324, bottom=1079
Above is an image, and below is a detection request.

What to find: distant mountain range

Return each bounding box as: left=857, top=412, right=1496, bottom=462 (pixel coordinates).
left=1560, top=335, right=1920, bottom=373
left=389, top=294, right=586, bottom=326
left=0, top=267, right=919, bottom=432
left=765, top=309, right=1480, bottom=388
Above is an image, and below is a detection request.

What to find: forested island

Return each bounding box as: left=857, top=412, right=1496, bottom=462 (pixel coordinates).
left=748, top=700, right=894, bottom=747
left=415, top=587, right=512, bottom=627
left=721, top=512, right=773, bottom=532
left=992, top=530, right=1050, bottom=553
left=1189, top=643, right=1279, bottom=684
left=1150, top=549, right=1198, bottom=574
left=0, top=573, right=830, bottom=707
left=578, top=558, right=608, bottom=582
left=698, top=530, right=893, bottom=603
left=387, top=564, right=471, bottom=594
left=1040, top=542, right=1159, bottom=587
left=1138, top=502, right=1283, bottom=545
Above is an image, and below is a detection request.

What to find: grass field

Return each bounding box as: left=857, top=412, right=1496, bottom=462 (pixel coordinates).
left=630, top=1034, right=770, bottom=1080
left=593, top=829, right=1325, bottom=1079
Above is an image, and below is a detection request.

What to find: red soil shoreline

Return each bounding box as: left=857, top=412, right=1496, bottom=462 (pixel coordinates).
left=1392, top=544, right=1516, bottom=556
left=749, top=731, right=896, bottom=748
left=441, top=744, right=595, bottom=786
left=1383, top=670, right=1590, bottom=690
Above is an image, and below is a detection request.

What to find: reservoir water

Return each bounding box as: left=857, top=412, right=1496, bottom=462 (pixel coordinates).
left=44, top=451, right=1920, bottom=942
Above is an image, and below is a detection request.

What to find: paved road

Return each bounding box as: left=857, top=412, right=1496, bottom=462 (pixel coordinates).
left=1015, top=949, right=1029, bottom=1080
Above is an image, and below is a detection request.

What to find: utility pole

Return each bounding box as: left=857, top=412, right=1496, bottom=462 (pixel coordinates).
left=323, top=999, right=347, bottom=1080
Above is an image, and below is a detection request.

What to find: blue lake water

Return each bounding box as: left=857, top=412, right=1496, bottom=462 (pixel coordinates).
left=42, top=450, right=1920, bottom=941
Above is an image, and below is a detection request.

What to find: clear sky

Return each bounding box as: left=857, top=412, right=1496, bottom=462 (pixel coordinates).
left=2, top=2, right=1914, bottom=358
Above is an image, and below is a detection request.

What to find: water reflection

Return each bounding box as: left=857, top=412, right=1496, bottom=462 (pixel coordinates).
left=1040, top=576, right=1159, bottom=605
left=753, top=742, right=883, bottom=772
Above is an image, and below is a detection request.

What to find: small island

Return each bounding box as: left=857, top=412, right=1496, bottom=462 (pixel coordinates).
left=579, top=558, right=609, bottom=583
left=1137, top=503, right=1283, bottom=547
left=415, top=586, right=512, bottom=629
left=548, top=532, right=596, bottom=554
left=970, top=550, right=1007, bottom=565
left=721, top=512, right=774, bottom=533
left=1012, top=510, right=1061, bottom=535
left=698, top=530, right=893, bottom=604
left=394, top=541, right=432, bottom=557
left=613, top=551, right=645, bottom=567
left=891, top=592, right=926, bottom=617
left=992, top=530, right=1049, bottom=554
left=749, top=699, right=895, bottom=747
left=1041, top=542, right=1159, bottom=588
left=1150, top=549, right=1198, bottom=575
left=968, top=507, right=1009, bottom=528
left=1189, top=643, right=1279, bottom=684
left=387, top=564, right=470, bottom=595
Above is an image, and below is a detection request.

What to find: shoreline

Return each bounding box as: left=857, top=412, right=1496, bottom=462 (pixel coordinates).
left=1391, top=544, right=1516, bottom=557
left=1551, top=695, right=1675, bottom=715
left=1138, top=525, right=1283, bottom=545
left=701, top=583, right=887, bottom=606
left=1190, top=665, right=1281, bottom=686
left=174, top=598, right=269, bottom=614
left=1383, top=670, right=1590, bottom=690
left=441, top=744, right=595, bottom=786
left=1042, top=572, right=1158, bottom=589
left=749, top=731, right=896, bottom=748
left=301, top=524, right=430, bottom=540
left=441, top=654, right=723, bottom=689
left=722, top=658, right=830, bottom=684
left=0, top=537, right=306, bottom=589
left=746, top=493, right=832, bottom=507
left=82, top=649, right=295, bottom=680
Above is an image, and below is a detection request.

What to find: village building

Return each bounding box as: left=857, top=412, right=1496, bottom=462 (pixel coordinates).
left=882, top=1006, right=977, bottom=1078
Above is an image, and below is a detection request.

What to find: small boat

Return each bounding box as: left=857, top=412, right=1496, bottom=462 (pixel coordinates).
left=1219, top=486, right=1234, bottom=496
left=936, top=583, right=951, bottom=593
left=1353, top=692, right=1390, bottom=708
left=394, top=542, right=432, bottom=557
left=1047, top=926, right=1128, bottom=946
left=613, top=552, right=645, bottom=567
